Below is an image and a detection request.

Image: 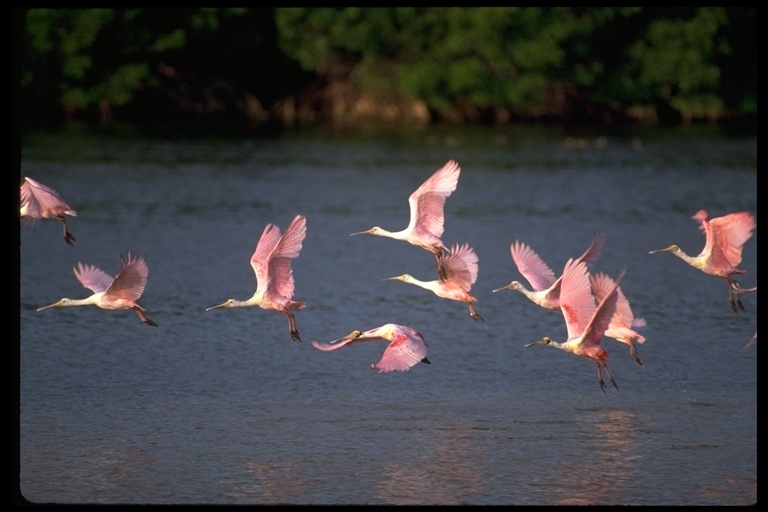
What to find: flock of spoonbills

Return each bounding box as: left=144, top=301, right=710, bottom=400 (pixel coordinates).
left=20, top=162, right=756, bottom=391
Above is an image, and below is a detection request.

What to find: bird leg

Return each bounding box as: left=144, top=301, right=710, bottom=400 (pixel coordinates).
left=435, top=250, right=448, bottom=281
left=729, top=281, right=756, bottom=313
left=596, top=365, right=607, bottom=393
left=133, top=307, right=158, bottom=327
left=57, top=216, right=75, bottom=246
left=287, top=312, right=301, bottom=343
left=468, top=304, right=485, bottom=323
left=629, top=344, right=643, bottom=366
left=602, top=363, right=619, bottom=391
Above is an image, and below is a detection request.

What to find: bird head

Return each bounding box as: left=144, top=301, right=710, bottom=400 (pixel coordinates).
left=492, top=281, right=523, bottom=293
left=37, top=298, right=70, bottom=311
left=350, top=227, right=380, bottom=236
left=648, top=244, right=680, bottom=255
left=382, top=274, right=411, bottom=283
left=525, top=336, right=552, bottom=348
left=205, top=299, right=237, bottom=311
left=329, top=330, right=362, bottom=345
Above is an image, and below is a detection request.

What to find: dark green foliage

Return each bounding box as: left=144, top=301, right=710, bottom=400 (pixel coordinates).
left=18, top=7, right=756, bottom=126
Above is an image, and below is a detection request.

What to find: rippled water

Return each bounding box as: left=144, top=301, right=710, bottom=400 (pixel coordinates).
left=18, top=123, right=756, bottom=505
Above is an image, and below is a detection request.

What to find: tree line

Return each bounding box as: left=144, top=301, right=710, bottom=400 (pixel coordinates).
left=16, top=7, right=756, bottom=128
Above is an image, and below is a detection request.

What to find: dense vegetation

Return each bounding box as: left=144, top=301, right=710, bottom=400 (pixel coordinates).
left=16, top=7, right=756, bottom=128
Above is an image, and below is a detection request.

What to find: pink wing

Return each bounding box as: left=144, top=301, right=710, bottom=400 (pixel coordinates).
left=708, top=211, right=755, bottom=271
left=442, top=242, right=479, bottom=289
left=20, top=176, right=76, bottom=219
left=104, top=253, right=149, bottom=302
left=510, top=241, right=556, bottom=291
left=251, top=222, right=283, bottom=290
left=576, top=231, right=605, bottom=267
left=373, top=327, right=429, bottom=373
left=558, top=258, right=596, bottom=340
left=407, top=160, right=460, bottom=239
left=252, top=215, right=307, bottom=299
left=582, top=267, right=626, bottom=348
left=590, top=272, right=634, bottom=330
left=74, top=263, right=114, bottom=294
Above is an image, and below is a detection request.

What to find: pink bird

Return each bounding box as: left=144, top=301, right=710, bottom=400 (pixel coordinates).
left=37, top=252, right=157, bottom=326
left=20, top=176, right=77, bottom=245
left=492, top=231, right=605, bottom=310
left=351, top=160, right=461, bottom=280
left=649, top=209, right=756, bottom=312
left=312, top=323, right=430, bottom=373
left=590, top=271, right=647, bottom=366
left=207, top=214, right=306, bottom=342
left=382, top=242, right=484, bottom=323
left=525, top=258, right=626, bottom=392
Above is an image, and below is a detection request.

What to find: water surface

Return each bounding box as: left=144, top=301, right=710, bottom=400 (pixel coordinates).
left=18, top=124, right=756, bottom=505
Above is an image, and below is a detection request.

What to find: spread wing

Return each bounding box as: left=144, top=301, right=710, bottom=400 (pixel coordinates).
left=406, top=160, right=460, bottom=239
left=252, top=215, right=307, bottom=299
left=510, top=241, right=556, bottom=291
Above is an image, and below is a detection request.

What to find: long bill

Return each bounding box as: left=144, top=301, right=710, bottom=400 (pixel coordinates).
left=205, top=302, right=228, bottom=311
left=648, top=246, right=676, bottom=254
left=350, top=229, right=375, bottom=236
left=37, top=300, right=65, bottom=311
left=492, top=283, right=514, bottom=292
left=329, top=330, right=362, bottom=344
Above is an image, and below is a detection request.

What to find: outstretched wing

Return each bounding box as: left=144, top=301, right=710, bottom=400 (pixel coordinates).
left=559, top=258, right=596, bottom=341
left=510, top=241, right=556, bottom=291
left=708, top=211, right=755, bottom=271
left=373, top=327, right=429, bottom=373
left=20, top=176, right=77, bottom=220
left=443, top=242, right=479, bottom=288
left=105, top=252, right=149, bottom=302
left=73, top=263, right=114, bottom=294
left=265, top=215, right=307, bottom=300
left=407, top=160, right=460, bottom=239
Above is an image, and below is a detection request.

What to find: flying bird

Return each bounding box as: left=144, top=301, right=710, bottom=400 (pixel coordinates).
left=312, top=323, right=431, bottom=373
left=206, top=214, right=307, bottom=342
left=20, top=176, right=77, bottom=245
left=590, top=271, right=647, bottom=366
left=649, top=209, right=756, bottom=312
left=492, top=231, right=605, bottom=310
left=383, top=242, right=484, bottom=323
left=37, top=252, right=157, bottom=326
left=525, top=258, right=626, bottom=392
left=350, top=160, right=461, bottom=280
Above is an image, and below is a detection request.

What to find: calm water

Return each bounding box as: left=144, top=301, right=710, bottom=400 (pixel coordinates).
left=17, top=123, right=756, bottom=505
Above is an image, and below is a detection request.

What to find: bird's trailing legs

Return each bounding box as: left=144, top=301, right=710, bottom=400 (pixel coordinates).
left=133, top=306, right=158, bottom=327
left=594, top=360, right=619, bottom=393
left=57, top=215, right=75, bottom=246
left=728, top=280, right=756, bottom=313
left=468, top=304, right=485, bottom=323
left=286, top=312, right=301, bottom=342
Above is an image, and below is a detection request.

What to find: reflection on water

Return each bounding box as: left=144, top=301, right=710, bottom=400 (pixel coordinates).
left=376, top=420, right=488, bottom=505
left=552, top=408, right=644, bottom=505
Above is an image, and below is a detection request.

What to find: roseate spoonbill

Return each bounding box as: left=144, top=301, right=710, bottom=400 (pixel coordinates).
left=312, top=323, right=430, bottom=373
left=350, top=160, right=461, bottom=280
left=590, top=271, right=646, bottom=366
left=492, top=231, right=604, bottom=310
left=649, top=209, right=756, bottom=312
left=525, top=258, right=626, bottom=392
left=37, top=252, right=157, bottom=326
left=20, top=176, right=77, bottom=245
left=383, top=242, right=484, bottom=323
left=206, top=214, right=306, bottom=342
